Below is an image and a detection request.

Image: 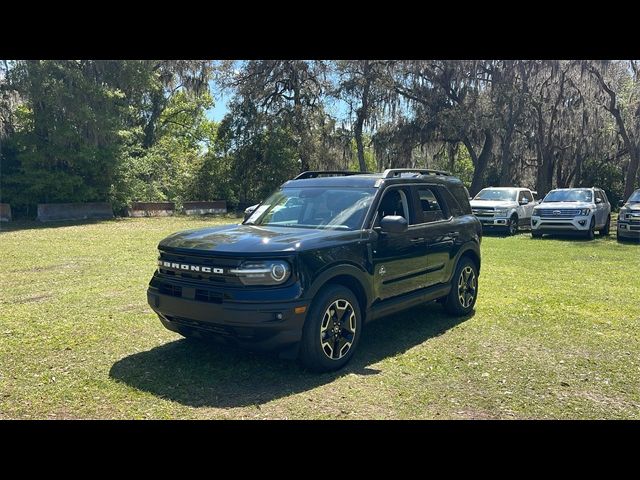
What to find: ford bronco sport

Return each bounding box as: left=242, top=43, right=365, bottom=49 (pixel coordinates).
left=147, top=169, right=482, bottom=372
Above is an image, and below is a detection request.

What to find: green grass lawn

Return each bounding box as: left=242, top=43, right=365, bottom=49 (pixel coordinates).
left=1, top=216, right=639, bottom=419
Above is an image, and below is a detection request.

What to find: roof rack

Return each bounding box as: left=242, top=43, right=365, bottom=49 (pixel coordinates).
left=294, top=171, right=370, bottom=180
left=382, top=168, right=451, bottom=179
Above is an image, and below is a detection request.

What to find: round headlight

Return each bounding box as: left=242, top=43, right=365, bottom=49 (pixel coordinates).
left=271, top=262, right=288, bottom=282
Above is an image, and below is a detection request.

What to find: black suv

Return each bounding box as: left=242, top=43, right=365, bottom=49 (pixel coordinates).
left=147, top=169, right=482, bottom=371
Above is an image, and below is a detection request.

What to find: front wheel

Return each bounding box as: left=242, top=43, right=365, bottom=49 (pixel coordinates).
left=444, top=257, right=478, bottom=316
left=299, top=285, right=362, bottom=372
left=508, top=214, right=519, bottom=236
left=585, top=216, right=596, bottom=240
left=531, top=230, right=543, bottom=238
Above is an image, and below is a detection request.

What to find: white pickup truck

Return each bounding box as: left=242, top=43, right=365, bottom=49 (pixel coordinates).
left=470, top=187, right=538, bottom=235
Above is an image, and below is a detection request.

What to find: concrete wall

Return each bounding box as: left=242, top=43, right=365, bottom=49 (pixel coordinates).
left=0, top=203, right=11, bottom=222
left=183, top=200, right=227, bottom=215
left=128, top=202, right=175, bottom=217
left=37, top=202, right=113, bottom=222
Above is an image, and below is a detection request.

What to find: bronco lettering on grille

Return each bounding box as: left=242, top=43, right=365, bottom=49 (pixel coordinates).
left=157, top=260, right=223, bottom=274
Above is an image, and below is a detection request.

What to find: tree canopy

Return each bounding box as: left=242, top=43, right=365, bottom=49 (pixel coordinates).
left=1, top=59, right=638, bottom=217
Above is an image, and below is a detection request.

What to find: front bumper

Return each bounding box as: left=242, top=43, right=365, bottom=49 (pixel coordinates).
left=147, top=285, right=308, bottom=353
left=477, top=217, right=510, bottom=228
left=531, top=215, right=591, bottom=232
left=617, top=222, right=640, bottom=239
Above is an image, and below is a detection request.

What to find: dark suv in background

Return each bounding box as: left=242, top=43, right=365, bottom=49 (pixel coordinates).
left=617, top=189, right=640, bottom=241
left=147, top=169, right=482, bottom=371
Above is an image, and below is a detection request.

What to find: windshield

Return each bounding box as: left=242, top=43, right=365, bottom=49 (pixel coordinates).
left=628, top=190, right=640, bottom=203
left=244, top=187, right=376, bottom=230
left=474, top=189, right=517, bottom=201
left=543, top=189, right=592, bottom=203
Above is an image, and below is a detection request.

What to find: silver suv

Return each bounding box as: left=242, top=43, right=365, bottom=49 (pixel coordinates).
left=470, top=187, right=538, bottom=235
left=617, top=188, right=640, bottom=242
left=531, top=187, right=611, bottom=239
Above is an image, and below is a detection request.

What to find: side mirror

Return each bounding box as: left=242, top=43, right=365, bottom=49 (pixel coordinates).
left=618, top=200, right=625, bottom=207
left=380, top=215, right=408, bottom=234
left=519, top=198, right=530, bottom=205
left=243, top=204, right=258, bottom=221
left=595, top=198, right=603, bottom=204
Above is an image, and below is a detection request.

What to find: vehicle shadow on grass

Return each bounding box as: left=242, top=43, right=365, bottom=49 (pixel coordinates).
left=109, top=302, right=472, bottom=408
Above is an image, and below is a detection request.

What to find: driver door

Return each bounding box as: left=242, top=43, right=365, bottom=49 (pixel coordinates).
left=371, top=186, right=427, bottom=302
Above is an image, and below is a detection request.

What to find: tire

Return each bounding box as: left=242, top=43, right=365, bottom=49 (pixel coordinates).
left=585, top=216, right=596, bottom=240
left=299, top=284, right=362, bottom=372
left=531, top=231, right=543, bottom=238
left=600, top=215, right=611, bottom=236
left=444, top=256, right=479, bottom=316
left=508, top=214, right=518, bottom=236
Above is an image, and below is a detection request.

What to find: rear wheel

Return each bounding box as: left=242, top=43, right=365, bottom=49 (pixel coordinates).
left=600, top=215, right=611, bottom=236
left=444, top=257, right=478, bottom=316
left=299, top=285, right=362, bottom=372
left=508, top=214, right=519, bottom=236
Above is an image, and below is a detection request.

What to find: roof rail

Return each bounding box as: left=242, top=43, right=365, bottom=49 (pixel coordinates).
left=294, top=171, right=370, bottom=180
left=382, top=168, right=451, bottom=179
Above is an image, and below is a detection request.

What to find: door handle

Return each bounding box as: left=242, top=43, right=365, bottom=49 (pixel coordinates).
left=410, top=237, right=425, bottom=243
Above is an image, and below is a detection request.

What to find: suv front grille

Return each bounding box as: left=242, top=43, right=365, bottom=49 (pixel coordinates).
left=537, top=209, right=581, bottom=218
left=194, top=289, right=223, bottom=304
left=472, top=207, right=495, bottom=218
left=159, top=284, right=182, bottom=297
left=157, top=250, right=243, bottom=286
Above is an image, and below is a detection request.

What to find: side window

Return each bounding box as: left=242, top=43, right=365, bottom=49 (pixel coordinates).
left=375, top=187, right=415, bottom=225
left=417, top=187, right=445, bottom=223
left=450, top=185, right=472, bottom=214
left=518, top=191, right=526, bottom=202
left=595, top=190, right=603, bottom=203
left=437, top=187, right=462, bottom=217
left=524, top=191, right=534, bottom=202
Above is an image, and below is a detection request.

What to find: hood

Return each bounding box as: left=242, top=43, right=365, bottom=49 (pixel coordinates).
left=158, top=223, right=362, bottom=254
left=536, top=201, right=594, bottom=210
left=622, top=202, right=640, bottom=211
left=470, top=199, right=518, bottom=209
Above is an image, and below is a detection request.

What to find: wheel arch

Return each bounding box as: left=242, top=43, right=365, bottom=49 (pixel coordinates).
left=456, top=243, right=481, bottom=275
left=305, top=265, right=371, bottom=322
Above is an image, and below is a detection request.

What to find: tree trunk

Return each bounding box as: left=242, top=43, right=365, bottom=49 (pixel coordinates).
left=354, top=77, right=371, bottom=172
left=625, top=147, right=640, bottom=199
left=447, top=142, right=457, bottom=173
left=465, top=130, right=493, bottom=195
left=535, top=148, right=555, bottom=195
left=498, top=127, right=514, bottom=186
left=354, top=116, right=367, bottom=172
left=143, top=91, right=164, bottom=149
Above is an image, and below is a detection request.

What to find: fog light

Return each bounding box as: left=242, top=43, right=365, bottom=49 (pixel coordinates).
left=275, top=312, right=283, bottom=320
left=578, top=220, right=586, bottom=226
left=532, top=219, right=538, bottom=226
left=620, top=224, right=627, bottom=230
